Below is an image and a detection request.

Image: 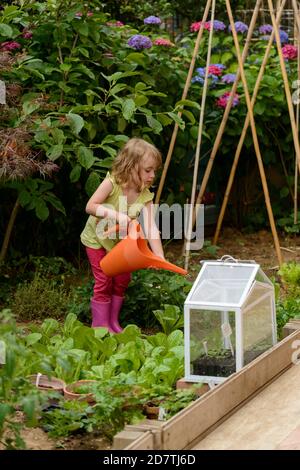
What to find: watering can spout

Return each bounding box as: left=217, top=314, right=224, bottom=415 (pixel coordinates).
left=100, top=221, right=188, bottom=277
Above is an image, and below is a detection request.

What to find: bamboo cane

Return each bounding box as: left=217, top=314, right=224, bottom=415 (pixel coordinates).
left=268, top=0, right=300, bottom=176
left=213, top=0, right=287, bottom=245
left=292, top=0, right=299, bottom=224
left=154, top=0, right=212, bottom=205
left=292, top=0, right=300, bottom=37
left=192, top=0, right=263, bottom=226
left=226, top=0, right=283, bottom=265
left=184, top=0, right=217, bottom=270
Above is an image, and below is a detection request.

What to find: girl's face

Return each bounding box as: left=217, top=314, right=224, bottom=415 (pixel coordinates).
left=138, top=153, right=157, bottom=188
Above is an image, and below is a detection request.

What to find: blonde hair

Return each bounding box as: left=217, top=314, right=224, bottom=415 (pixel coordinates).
left=112, top=138, right=162, bottom=190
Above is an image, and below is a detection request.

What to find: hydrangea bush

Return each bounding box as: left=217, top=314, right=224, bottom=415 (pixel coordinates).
left=0, top=1, right=299, bottom=258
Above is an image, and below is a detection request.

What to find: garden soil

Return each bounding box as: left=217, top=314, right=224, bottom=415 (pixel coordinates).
left=17, top=227, right=300, bottom=450
left=20, top=426, right=112, bottom=450
left=165, top=227, right=300, bottom=280
left=0, top=412, right=112, bottom=450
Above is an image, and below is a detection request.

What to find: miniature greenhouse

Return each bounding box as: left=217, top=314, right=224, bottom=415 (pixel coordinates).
left=184, top=258, right=277, bottom=385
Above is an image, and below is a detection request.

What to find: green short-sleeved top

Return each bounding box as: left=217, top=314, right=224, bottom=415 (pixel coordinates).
left=80, top=172, right=154, bottom=251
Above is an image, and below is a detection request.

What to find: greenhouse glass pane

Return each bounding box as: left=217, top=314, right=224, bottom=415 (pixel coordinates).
left=189, top=264, right=257, bottom=305
left=243, top=294, right=273, bottom=365
left=189, top=309, right=236, bottom=378
left=255, top=268, right=273, bottom=286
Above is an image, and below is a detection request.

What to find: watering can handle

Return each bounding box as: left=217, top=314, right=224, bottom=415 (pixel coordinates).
left=218, top=255, right=238, bottom=263
left=102, top=223, right=120, bottom=237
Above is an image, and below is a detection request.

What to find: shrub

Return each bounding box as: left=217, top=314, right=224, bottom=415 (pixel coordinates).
left=68, top=278, right=94, bottom=323
left=276, top=262, right=300, bottom=337
left=10, top=273, right=70, bottom=321
left=122, top=270, right=192, bottom=328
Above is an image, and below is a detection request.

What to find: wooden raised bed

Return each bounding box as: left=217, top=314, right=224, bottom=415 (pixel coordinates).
left=114, top=329, right=300, bottom=450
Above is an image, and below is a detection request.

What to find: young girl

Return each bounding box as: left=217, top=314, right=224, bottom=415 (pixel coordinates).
left=80, top=138, right=164, bottom=333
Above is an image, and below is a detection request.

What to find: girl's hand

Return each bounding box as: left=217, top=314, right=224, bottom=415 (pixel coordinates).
left=117, top=212, right=131, bottom=238
left=117, top=212, right=131, bottom=225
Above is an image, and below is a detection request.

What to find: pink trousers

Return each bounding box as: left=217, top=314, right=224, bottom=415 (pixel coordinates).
left=86, top=247, right=131, bottom=302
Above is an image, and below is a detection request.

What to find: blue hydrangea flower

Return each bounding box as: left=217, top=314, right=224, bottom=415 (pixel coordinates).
left=228, top=21, right=248, bottom=34
left=195, top=67, right=205, bottom=76
left=213, top=63, right=226, bottom=70
left=221, top=73, right=236, bottom=84
left=193, top=66, right=220, bottom=86
left=279, top=29, right=289, bottom=43
left=260, top=28, right=289, bottom=44
left=127, top=35, right=153, bottom=50
left=259, top=24, right=273, bottom=34
left=192, top=75, right=204, bottom=84
left=144, top=16, right=161, bottom=24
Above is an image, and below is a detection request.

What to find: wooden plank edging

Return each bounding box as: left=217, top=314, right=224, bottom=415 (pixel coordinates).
left=124, top=430, right=154, bottom=450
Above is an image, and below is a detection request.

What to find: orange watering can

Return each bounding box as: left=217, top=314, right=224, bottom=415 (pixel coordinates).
left=100, top=220, right=187, bottom=277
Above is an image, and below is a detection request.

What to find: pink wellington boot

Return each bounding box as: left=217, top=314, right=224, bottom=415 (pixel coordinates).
left=110, top=295, right=124, bottom=333
left=90, top=299, right=114, bottom=333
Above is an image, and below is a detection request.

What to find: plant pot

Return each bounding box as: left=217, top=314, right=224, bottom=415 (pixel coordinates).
left=63, top=380, right=98, bottom=404
left=143, top=403, right=160, bottom=420
left=28, top=374, right=66, bottom=394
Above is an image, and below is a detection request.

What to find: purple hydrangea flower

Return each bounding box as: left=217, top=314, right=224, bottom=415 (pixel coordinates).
left=221, top=73, right=236, bottom=84
left=259, top=24, right=273, bottom=35
left=213, top=20, right=226, bottom=31
left=144, top=16, right=161, bottom=24
left=205, top=20, right=226, bottom=31
left=229, top=21, right=248, bottom=34
left=127, top=35, right=153, bottom=50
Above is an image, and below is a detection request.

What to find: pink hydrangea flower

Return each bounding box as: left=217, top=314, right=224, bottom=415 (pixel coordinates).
left=22, top=30, right=33, bottom=39
left=282, top=44, right=297, bottom=60
left=0, top=41, right=21, bottom=51
left=190, top=21, right=210, bottom=32
left=153, top=38, right=174, bottom=47
left=75, top=11, right=93, bottom=18
left=106, top=21, right=124, bottom=27
left=216, top=91, right=239, bottom=108
left=208, top=65, right=223, bottom=76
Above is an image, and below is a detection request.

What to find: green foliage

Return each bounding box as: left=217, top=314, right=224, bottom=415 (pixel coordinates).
left=0, top=309, right=46, bottom=449
left=123, top=270, right=192, bottom=328
left=277, top=212, right=300, bottom=235
left=276, top=296, right=300, bottom=336
left=41, top=400, right=95, bottom=438
left=10, top=273, right=71, bottom=320
left=0, top=309, right=190, bottom=442
left=276, top=263, right=300, bottom=337
left=278, top=262, right=300, bottom=294
left=153, top=304, right=184, bottom=335
left=41, top=378, right=198, bottom=440
left=0, top=255, right=77, bottom=309
left=25, top=255, right=77, bottom=278
left=1, top=1, right=299, bottom=257
left=67, top=278, right=93, bottom=323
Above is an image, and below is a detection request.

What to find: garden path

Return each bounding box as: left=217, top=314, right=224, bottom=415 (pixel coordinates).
left=192, top=362, right=300, bottom=450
